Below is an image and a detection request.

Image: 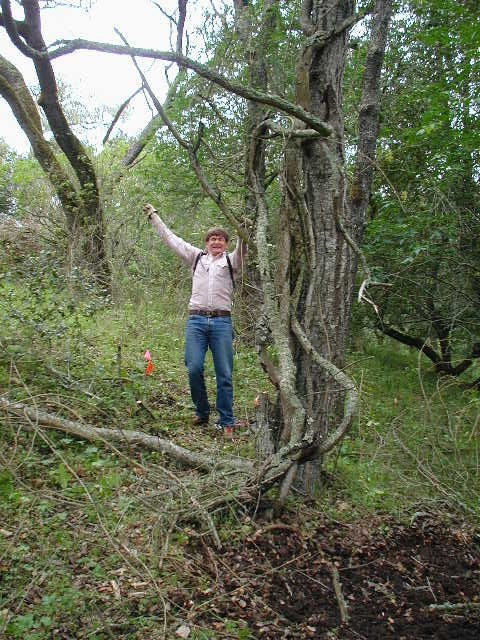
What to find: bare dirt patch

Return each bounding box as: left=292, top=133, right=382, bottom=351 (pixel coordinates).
left=170, top=514, right=480, bottom=639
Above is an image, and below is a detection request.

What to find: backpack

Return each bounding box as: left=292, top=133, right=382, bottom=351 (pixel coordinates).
left=193, top=251, right=235, bottom=289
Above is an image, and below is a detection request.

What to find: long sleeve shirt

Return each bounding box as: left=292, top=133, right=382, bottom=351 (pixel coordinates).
left=150, top=213, right=248, bottom=311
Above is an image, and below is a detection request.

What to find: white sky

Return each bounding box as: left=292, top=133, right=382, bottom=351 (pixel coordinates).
left=0, top=0, right=187, bottom=153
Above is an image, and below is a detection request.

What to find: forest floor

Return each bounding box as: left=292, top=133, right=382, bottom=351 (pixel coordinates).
left=2, top=222, right=480, bottom=639
left=169, top=512, right=480, bottom=639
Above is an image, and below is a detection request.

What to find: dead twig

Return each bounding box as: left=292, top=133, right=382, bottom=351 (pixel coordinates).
left=0, top=396, right=252, bottom=474
left=252, top=523, right=302, bottom=540
left=331, top=564, right=349, bottom=624
left=428, top=601, right=480, bottom=611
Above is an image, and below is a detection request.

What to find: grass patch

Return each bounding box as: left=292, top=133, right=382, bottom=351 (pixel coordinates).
left=323, top=340, right=480, bottom=518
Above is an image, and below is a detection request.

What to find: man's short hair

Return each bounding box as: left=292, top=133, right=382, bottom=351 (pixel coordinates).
left=205, top=227, right=229, bottom=243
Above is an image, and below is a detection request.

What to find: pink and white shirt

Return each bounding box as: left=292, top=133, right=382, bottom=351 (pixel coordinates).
left=150, top=213, right=248, bottom=312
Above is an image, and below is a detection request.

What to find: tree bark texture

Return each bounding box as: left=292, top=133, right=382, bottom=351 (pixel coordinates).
left=295, top=0, right=355, bottom=455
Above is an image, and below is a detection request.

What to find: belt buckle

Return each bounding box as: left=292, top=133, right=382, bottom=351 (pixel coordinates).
left=206, top=311, right=213, bottom=317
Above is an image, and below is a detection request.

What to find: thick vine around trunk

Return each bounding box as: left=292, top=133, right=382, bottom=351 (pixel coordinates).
left=233, top=0, right=274, bottom=341
left=0, top=0, right=109, bottom=284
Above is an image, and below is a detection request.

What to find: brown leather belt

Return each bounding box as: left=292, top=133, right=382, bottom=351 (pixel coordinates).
left=189, top=309, right=231, bottom=317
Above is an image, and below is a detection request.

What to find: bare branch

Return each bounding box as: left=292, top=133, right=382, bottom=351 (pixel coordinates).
left=122, top=69, right=186, bottom=166
left=151, top=1, right=178, bottom=26
left=1, top=396, right=323, bottom=509
left=0, top=0, right=45, bottom=58
left=197, top=93, right=231, bottom=127
left=48, top=39, right=333, bottom=135
left=262, top=118, right=324, bottom=139
left=186, top=145, right=250, bottom=243
left=377, top=323, right=479, bottom=376
left=331, top=565, right=349, bottom=624
left=103, top=85, right=143, bottom=145
left=114, top=27, right=190, bottom=150
left=0, top=397, right=253, bottom=474
left=209, top=0, right=228, bottom=29
left=301, top=1, right=374, bottom=40
left=333, top=3, right=375, bottom=38
left=176, top=0, right=188, bottom=54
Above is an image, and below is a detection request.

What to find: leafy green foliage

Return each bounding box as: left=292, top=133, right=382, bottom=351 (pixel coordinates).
left=358, top=0, right=480, bottom=376
left=0, top=469, right=20, bottom=504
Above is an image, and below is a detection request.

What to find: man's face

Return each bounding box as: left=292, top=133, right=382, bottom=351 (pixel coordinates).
left=206, top=234, right=228, bottom=256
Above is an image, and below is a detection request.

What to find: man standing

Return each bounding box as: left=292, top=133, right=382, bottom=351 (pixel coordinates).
left=143, top=203, right=248, bottom=438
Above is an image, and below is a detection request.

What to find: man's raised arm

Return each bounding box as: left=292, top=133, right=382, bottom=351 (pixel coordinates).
left=142, top=203, right=199, bottom=266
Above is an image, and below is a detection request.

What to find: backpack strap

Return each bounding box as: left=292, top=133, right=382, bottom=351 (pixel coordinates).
left=226, top=254, right=235, bottom=289
left=193, top=251, right=235, bottom=289
left=193, top=251, right=206, bottom=275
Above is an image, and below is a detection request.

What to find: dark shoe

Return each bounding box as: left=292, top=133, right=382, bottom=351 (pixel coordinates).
left=192, top=415, right=209, bottom=426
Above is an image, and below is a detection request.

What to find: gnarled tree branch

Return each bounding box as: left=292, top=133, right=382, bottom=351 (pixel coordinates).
left=291, top=317, right=358, bottom=454
left=48, top=39, right=333, bottom=136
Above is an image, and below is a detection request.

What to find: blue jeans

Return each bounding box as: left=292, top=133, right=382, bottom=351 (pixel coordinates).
left=185, top=315, right=235, bottom=426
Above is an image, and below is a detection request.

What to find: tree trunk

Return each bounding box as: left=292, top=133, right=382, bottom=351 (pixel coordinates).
left=291, top=1, right=352, bottom=489
left=0, top=0, right=109, bottom=285
left=235, top=0, right=392, bottom=496
left=287, top=0, right=392, bottom=492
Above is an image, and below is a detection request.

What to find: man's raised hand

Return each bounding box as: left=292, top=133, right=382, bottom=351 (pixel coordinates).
left=143, top=203, right=157, bottom=219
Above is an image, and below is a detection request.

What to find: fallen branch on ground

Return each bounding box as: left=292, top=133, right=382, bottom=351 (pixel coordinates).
left=0, top=389, right=354, bottom=508
left=428, top=601, right=480, bottom=611
left=0, top=396, right=251, bottom=474
left=0, top=397, right=301, bottom=500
